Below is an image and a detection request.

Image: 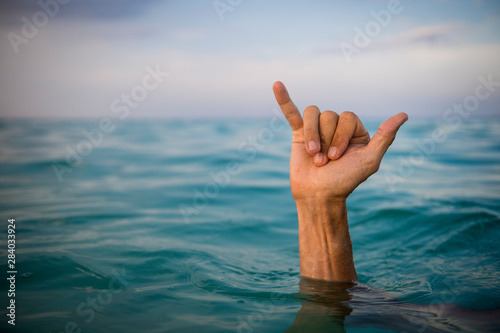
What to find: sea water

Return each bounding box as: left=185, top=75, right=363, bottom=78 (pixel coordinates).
left=0, top=117, right=499, bottom=332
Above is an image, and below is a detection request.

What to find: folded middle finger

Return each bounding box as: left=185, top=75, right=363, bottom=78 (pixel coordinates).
left=314, top=110, right=339, bottom=166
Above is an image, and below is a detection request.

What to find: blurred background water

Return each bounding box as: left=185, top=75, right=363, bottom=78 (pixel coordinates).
left=0, top=116, right=499, bottom=333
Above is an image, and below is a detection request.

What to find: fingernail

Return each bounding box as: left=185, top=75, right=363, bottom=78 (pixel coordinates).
left=328, top=147, right=337, bottom=158
left=308, top=141, right=318, bottom=151
left=314, top=153, right=323, bottom=164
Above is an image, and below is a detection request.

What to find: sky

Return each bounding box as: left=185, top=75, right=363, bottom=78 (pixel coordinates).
left=0, top=0, right=499, bottom=118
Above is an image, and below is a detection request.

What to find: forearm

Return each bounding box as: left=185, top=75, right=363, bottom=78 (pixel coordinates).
left=296, top=199, right=357, bottom=282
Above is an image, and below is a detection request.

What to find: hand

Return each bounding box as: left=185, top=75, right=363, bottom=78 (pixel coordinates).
left=273, top=81, right=408, bottom=202
left=272, top=81, right=408, bottom=281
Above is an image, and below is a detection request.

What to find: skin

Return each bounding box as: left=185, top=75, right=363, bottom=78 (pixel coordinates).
left=273, top=81, right=408, bottom=282
left=272, top=86, right=500, bottom=330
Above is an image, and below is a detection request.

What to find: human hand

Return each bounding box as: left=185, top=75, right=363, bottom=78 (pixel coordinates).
left=273, top=81, right=408, bottom=202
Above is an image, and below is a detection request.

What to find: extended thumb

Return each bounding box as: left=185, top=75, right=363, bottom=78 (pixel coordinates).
left=368, top=112, right=408, bottom=159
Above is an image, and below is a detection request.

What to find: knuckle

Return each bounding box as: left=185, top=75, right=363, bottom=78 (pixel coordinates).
left=375, top=129, right=396, bottom=148
left=376, top=128, right=388, bottom=138
left=320, top=110, right=339, bottom=122
left=340, top=111, right=356, bottom=120
left=377, top=128, right=395, bottom=141
left=303, top=105, right=319, bottom=116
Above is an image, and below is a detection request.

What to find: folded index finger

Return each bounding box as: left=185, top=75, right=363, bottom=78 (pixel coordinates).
left=273, top=81, right=303, bottom=132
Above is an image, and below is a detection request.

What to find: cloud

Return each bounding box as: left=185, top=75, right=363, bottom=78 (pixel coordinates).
left=0, top=2, right=498, bottom=118
left=375, top=22, right=468, bottom=49
left=321, top=22, right=469, bottom=57
left=0, top=0, right=162, bottom=26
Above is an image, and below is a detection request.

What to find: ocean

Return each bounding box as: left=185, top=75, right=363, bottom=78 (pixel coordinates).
left=0, top=116, right=499, bottom=332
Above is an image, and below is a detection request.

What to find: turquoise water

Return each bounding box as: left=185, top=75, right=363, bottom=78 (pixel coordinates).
left=0, top=117, right=499, bottom=332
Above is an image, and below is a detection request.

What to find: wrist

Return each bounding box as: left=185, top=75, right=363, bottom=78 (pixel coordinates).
left=295, top=198, right=347, bottom=220
left=293, top=191, right=348, bottom=206
left=296, top=198, right=348, bottom=231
